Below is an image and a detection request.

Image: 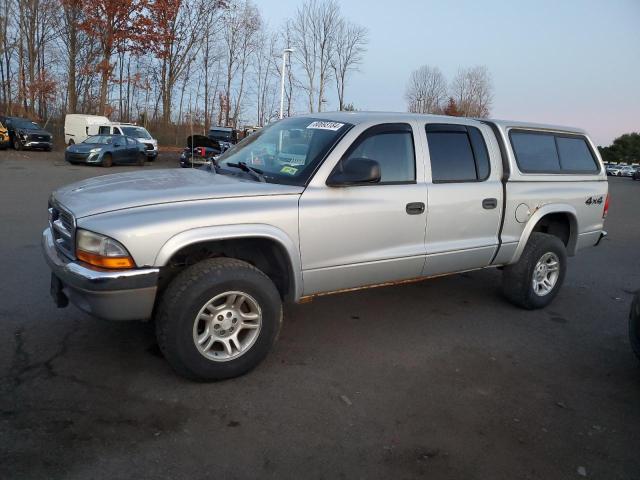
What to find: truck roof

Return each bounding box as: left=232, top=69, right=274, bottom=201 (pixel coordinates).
left=300, top=111, right=587, bottom=136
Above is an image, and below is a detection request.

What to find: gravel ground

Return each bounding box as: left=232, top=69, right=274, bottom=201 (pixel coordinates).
left=1, top=149, right=639, bottom=479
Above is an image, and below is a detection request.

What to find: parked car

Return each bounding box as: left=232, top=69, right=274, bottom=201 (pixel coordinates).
left=97, top=123, right=158, bottom=160
left=64, top=114, right=110, bottom=146
left=606, top=164, right=619, bottom=176
left=42, top=112, right=608, bottom=381
left=618, top=166, right=636, bottom=177
left=208, top=126, right=237, bottom=151
left=0, top=116, right=52, bottom=151
left=180, top=135, right=222, bottom=168
left=630, top=292, right=640, bottom=361
left=633, top=168, right=640, bottom=181
left=0, top=120, right=9, bottom=149
left=65, top=134, right=147, bottom=167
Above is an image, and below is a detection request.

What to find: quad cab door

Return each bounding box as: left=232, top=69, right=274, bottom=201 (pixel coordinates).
left=422, top=122, right=503, bottom=275
left=299, top=123, right=428, bottom=296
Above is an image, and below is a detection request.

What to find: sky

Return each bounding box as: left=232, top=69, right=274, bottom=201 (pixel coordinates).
left=259, top=0, right=639, bottom=146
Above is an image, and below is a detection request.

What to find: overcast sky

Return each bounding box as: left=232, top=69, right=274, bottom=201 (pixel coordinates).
left=260, top=0, right=639, bottom=146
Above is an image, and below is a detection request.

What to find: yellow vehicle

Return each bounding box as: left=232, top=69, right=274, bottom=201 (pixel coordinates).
left=0, top=120, right=8, bottom=149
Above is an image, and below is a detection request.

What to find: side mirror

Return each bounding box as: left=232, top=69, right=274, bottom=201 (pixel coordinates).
left=327, top=157, right=381, bottom=186
left=114, top=141, right=123, bottom=148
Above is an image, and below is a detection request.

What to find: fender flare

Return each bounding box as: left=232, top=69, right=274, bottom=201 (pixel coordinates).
left=154, top=224, right=303, bottom=301
left=511, top=203, right=579, bottom=263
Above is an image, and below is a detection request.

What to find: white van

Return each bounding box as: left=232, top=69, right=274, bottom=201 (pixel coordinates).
left=97, top=123, right=158, bottom=160
left=64, top=114, right=110, bottom=145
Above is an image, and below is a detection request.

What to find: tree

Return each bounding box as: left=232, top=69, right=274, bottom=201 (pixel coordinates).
left=450, top=65, right=493, bottom=118
left=331, top=19, right=366, bottom=111
left=79, top=0, right=148, bottom=114
left=443, top=97, right=460, bottom=116
left=599, top=132, right=640, bottom=164
left=290, top=0, right=340, bottom=113
left=404, top=65, right=447, bottom=114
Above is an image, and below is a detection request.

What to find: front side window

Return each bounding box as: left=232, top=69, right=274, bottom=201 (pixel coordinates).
left=510, top=131, right=599, bottom=174
left=216, top=117, right=352, bottom=186
left=339, top=124, right=416, bottom=183
left=426, top=124, right=491, bottom=182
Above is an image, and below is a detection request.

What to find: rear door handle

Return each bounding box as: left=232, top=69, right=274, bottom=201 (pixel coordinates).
left=482, top=198, right=498, bottom=209
left=406, top=202, right=425, bottom=215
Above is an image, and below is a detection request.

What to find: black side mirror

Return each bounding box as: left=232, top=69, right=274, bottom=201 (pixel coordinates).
left=327, top=157, right=381, bottom=186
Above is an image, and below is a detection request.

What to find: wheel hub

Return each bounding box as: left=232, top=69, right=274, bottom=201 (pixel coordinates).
left=532, top=252, right=560, bottom=297
left=192, top=291, right=262, bottom=362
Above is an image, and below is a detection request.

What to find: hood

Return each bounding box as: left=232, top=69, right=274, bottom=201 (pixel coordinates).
left=20, top=127, right=50, bottom=136
left=187, top=135, right=220, bottom=150
left=68, top=143, right=103, bottom=153
left=52, top=168, right=304, bottom=218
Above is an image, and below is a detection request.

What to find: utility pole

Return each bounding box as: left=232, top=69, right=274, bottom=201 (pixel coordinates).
left=279, top=48, right=294, bottom=119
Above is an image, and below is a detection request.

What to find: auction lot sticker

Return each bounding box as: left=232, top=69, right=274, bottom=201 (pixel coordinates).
left=307, top=121, right=345, bottom=131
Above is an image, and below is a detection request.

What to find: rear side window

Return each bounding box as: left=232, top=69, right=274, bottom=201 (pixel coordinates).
left=426, top=124, right=491, bottom=182
left=510, top=130, right=598, bottom=173
left=556, top=137, right=599, bottom=172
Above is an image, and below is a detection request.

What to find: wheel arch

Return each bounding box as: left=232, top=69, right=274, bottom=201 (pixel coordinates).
left=511, top=204, right=578, bottom=263
left=155, top=225, right=303, bottom=302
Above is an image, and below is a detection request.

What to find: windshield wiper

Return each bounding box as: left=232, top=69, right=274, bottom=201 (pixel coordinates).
left=225, top=162, right=267, bottom=182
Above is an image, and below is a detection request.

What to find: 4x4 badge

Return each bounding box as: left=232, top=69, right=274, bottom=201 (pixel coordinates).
left=585, top=196, right=603, bottom=205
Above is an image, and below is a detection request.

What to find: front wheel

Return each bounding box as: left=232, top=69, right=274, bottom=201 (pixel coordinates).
left=155, top=258, right=282, bottom=381
left=502, top=232, right=567, bottom=309
left=137, top=153, right=146, bottom=166
left=13, top=137, right=21, bottom=150
left=101, top=153, right=113, bottom=167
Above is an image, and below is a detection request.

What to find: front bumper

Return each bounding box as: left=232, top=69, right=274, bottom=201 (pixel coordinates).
left=42, top=227, right=159, bottom=321
left=24, top=140, right=52, bottom=149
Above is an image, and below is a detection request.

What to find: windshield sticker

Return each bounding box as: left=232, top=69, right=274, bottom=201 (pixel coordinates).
left=280, top=166, right=298, bottom=175
left=306, top=121, right=344, bottom=131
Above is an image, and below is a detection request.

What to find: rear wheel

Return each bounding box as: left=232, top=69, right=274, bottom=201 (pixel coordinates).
left=102, top=153, right=113, bottom=167
left=502, top=233, right=567, bottom=309
left=155, top=258, right=282, bottom=381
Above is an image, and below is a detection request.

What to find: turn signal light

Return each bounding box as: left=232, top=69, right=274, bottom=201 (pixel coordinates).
left=76, top=250, right=135, bottom=269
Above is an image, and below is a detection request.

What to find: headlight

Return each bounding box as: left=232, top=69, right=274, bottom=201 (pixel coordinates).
left=75, top=229, right=135, bottom=269
left=89, top=148, right=102, bottom=153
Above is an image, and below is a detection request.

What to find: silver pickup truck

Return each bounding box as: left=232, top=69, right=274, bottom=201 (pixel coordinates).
left=43, top=112, right=608, bottom=380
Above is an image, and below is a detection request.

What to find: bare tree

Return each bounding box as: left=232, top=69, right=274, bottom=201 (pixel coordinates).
left=404, top=65, right=447, bottom=114
left=290, top=0, right=339, bottom=113
left=450, top=65, right=493, bottom=118
left=331, top=19, right=366, bottom=111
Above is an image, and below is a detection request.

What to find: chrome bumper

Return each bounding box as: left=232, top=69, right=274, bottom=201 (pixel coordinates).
left=42, top=227, right=159, bottom=321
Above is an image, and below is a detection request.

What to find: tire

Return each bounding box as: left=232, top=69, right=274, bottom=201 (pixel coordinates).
left=155, top=258, right=283, bottom=381
left=102, top=153, right=113, bottom=167
left=137, top=153, right=146, bottom=167
left=630, top=293, right=640, bottom=361
left=502, top=232, right=567, bottom=309
left=13, top=137, right=21, bottom=150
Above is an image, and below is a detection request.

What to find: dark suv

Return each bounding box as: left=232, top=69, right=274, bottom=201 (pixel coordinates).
left=0, top=116, right=53, bottom=151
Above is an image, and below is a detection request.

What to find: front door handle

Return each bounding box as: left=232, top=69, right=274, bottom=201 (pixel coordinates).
left=406, top=202, right=425, bottom=215
left=482, top=198, right=498, bottom=209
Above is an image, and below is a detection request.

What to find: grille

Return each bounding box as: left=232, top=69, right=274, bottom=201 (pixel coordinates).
left=49, top=201, right=75, bottom=259
left=30, top=134, right=50, bottom=142
left=67, top=153, right=88, bottom=161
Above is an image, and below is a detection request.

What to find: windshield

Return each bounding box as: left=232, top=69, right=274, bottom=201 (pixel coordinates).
left=121, top=126, right=151, bottom=139
left=83, top=135, right=114, bottom=145
left=13, top=118, right=40, bottom=129
left=209, top=129, right=232, bottom=141
left=216, top=117, right=352, bottom=186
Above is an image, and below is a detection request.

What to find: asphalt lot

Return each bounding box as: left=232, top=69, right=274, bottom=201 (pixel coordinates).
left=1, top=149, right=639, bottom=480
